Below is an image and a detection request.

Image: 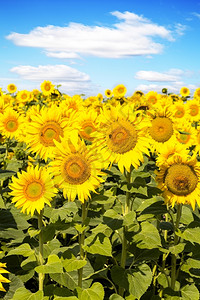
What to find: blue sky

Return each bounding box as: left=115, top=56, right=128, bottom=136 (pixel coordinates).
left=1, top=0, right=200, bottom=97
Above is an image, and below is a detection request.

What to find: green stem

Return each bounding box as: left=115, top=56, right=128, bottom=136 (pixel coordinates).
left=38, top=211, right=44, bottom=291
left=171, top=204, right=182, bottom=290
left=119, top=170, right=131, bottom=297
left=78, top=201, right=87, bottom=288
left=162, top=204, right=169, bottom=270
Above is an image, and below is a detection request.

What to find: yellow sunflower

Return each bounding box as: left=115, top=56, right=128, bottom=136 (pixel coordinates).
left=174, top=121, right=196, bottom=148
left=78, top=109, right=99, bottom=142
left=0, top=262, right=10, bottom=292
left=156, top=154, right=200, bottom=210
left=112, top=84, right=127, bottom=98
left=169, top=100, right=190, bottom=122
left=16, top=90, right=32, bottom=103
left=25, top=105, right=79, bottom=161
left=148, top=104, right=177, bottom=152
left=105, top=89, right=113, bottom=98
left=7, top=83, right=17, bottom=94
left=9, top=165, right=57, bottom=216
left=0, top=107, right=25, bottom=140
left=145, top=91, right=159, bottom=107
left=193, top=87, right=200, bottom=99
left=185, top=98, right=200, bottom=122
left=156, top=142, right=190, bottom=167
left=180, top=87, right=190, bottom=97
left=49, top=138, right=105, bottom=203
left=93, top=104, right=151, bottom=174
left=40, top=80, right=55, bottom=96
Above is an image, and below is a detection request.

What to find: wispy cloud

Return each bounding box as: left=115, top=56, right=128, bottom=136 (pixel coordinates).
left=10, top=64, right=93, bottom=94
left=192, top=12, right=200, bottom=19
left=6, top=11, right=175, bottom=59
left=135, top=69, right=184, bottom=82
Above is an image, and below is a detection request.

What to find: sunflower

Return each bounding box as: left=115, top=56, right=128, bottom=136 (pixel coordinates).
left=40, top=80, right=55, bottom=96
left=0, top=107, right=25, bottom=140
left=174, top=121, right=196, bottom=148
left=180, top=87, right=190, bottom=98
left=148, top=105, right=177, bottom=152
left=93, top=104, right=151, bottom=174
left=0, top=262, right=10, bottom=292
left=193, top=87, right=200, bottom=99
left=145, top=91, right=159, bottom=107
left=105, top=89, right=113, bottom=98
left=49, top=138, right=105, bottom=203
left=112, top=84, right=127, bottom=98
left=25, top=105, right=79, bottom=161
left=156, top=154, right=200, bottom=210
left=169, top=100, right=190, bottom=122
left=7, top=83, right=17, bottom=94
left=16, top=90, right=32, bottom=103
left=9, top=165, right=57, bottom=216
left=185, top=98, right=200, bottom=122
left=78, top=109, right=99, bottom=142
left=156, top=142, right=190, bottom=167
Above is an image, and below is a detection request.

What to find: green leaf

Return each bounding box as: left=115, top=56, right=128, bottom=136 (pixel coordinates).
left=12, top=287, right=44, bottom=300
left=123, top=211, right=136, bottom=227
left=54, top=297, right=78, bottom=300
left=181, top=284, right=199, bottom=300
left=132, top=221, right=161, bottom=249
left=169, top=243, right=186, bottom=255
left=63, top=256, right=87, bottom=272
left=103, top=209, right=123, bottom=230
left=35, top=254, right=63, bottom=274
left=80, top=282, right=104, bottom=300
left=50, top=202, right=78, bottom=222
left=7, top=243, right=34, bottom=257
left=111, top=264, right=152, bottom=299
left=50, top=272, right=78, bottom=290
left=137, top=197, right=167, bottom=215
left=109, top=294, right=124, bottom=300
left=176, top=222, right=200, bottom=244
left=83, top=233, right=112, bottom=256
left=91, top=223, right=112, bottom=237
left=0, top=169, right=16, bottom=180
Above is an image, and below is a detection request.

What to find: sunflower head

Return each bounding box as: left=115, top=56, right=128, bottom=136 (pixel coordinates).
left=7, top=83, right=17, bottom=94
left=9, top=165, right=57, bottom=216
left=49, top=138, right=105, bottom=203
left=180, top=87, right=190, bottom=97
left=0, top=262, right=10, bottom=292
left=156, top=154, right=200, bottom=209
left=40, top=80, right=55, bottom=96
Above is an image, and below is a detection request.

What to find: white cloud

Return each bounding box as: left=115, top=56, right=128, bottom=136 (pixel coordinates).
left=10, top=64, right=90, bottom=82
left=135, top=83, right=197, bottom=94
left=6, top=11, right=175, bottom=59
left=9, top=64, right=94, bottom=95
left=135, top=69, right=185, bottom=82
left=192, top=12, right=200, bottom=19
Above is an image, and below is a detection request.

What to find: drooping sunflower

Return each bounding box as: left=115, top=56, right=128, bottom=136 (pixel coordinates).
left=40, top=80, right=55, bottom=96
left=9, top=165, right=57, bottom=216
left=156, top=154, right=200, bottom=210
left=92, top=104, right=151, bottom=174
left=0, top=107, right=25, bottom=140
left=25, top=105, right=79, bottom=161
left=7, top=83, right=17, bottom=94
left=49, top=138, right=105, bottom=203
left=0, top=262, right=10, bottom=292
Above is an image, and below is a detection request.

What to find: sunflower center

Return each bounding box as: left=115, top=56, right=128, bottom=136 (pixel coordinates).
left=107, top=120, right=137, bottom=154
left=190, top=104, right=199, bottom=116
left=80, top=121, right=96, bottom=140
left=149, top=117, right=173, bottom=143
left=5, top=118, right=18, bottom=132
left=45, top=84, right=51, bottom=91
left=164, top=164, right=198, bottom=196
left=25, top=181, right=44, bottom=201
left=40, top=121, right=63, bottom=146
left=175, top=109, right=184, bottom=118
left=63, top=155, right=91, bottom=184
left=10, top=85, right=15, bottom=91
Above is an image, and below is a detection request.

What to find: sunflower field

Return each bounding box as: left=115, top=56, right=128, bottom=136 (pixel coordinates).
left=1, top=81, right=200, bottom=299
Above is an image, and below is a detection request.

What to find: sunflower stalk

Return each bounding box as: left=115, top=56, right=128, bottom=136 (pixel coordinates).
left=119, top=169, right=132, bottom=297
left=38, top=210, right=44, bottom=291
left=171, top=204, right=182, bottom=290
left=78, top=201, right=88, bottom=288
